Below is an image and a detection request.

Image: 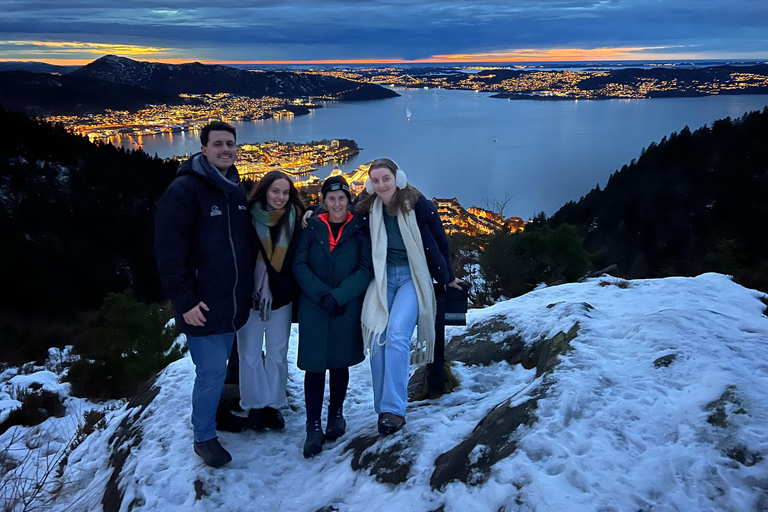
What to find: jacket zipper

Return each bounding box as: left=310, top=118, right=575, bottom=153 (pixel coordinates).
left=225, top=192, right=239, bottom=332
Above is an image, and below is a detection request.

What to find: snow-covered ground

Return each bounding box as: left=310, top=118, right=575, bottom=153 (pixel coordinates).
left=2, top=273, right=768, bottom=511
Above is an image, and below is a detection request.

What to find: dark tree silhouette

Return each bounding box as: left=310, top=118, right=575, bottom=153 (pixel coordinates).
left=0, top=107, right=178, bottom=361
left=549, top=107, right=768, bottom=292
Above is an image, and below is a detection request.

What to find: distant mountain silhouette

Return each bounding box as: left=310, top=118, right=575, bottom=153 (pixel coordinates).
left=0, top=61, right=79, bottom=74
left=0, top=70, right=190, bottom=115
left=69, top=55, right=399, bottom=100
left=549, top=107, right=768, bottom=292
left=576, top=64, right=768, bottom=97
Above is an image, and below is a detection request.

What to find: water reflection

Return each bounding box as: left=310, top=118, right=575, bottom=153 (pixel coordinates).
left=110, top=90, right=768, bottom=216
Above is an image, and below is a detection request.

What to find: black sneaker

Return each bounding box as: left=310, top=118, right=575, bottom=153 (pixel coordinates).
left=193, top=438, right=232, bottom=468
left=261, top=407, right=285, bottom=430
left=378, top=412, right=406, bottom=436
left=247, top=408, right=268, bottom=431
left=325, top=406, right=346, bottom=441
left=303, top=419, right=325, bottom=458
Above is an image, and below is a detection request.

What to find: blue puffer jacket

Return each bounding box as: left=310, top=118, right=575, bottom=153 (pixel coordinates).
left=154, top=154, right=254, bottom=336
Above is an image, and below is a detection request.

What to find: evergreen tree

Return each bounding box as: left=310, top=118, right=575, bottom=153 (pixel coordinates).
left=549, top=107, right=768, bottom=292
left=66, top=290, right=182, bottom=400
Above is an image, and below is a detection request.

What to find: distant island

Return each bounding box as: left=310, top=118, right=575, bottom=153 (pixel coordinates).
left=233, top=138, right=361, bottom=184
left=309, top=64, right=768, bottom=100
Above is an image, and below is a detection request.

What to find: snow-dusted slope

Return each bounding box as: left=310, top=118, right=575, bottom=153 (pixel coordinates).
left=3, top=273, right=768, bottom=511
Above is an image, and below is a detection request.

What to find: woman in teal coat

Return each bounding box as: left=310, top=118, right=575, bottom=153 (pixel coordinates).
left=293, top=176, right=373, bottom=458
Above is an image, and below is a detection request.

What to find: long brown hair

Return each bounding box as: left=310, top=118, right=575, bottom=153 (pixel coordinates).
left=249, top=171, right=306, bottom=239
left=355, top=158, right=421, bottom=216
left=249, top=170, right=305, bottom=215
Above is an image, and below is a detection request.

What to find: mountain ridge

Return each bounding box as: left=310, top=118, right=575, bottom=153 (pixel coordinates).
left=0, top=61, right=79, bottom=74
left=69, top=54, right=399, bottom=101
left=0, top=70, right=192, bottom=115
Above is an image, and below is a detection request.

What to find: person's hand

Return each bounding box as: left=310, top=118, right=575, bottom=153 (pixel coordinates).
left=183, top=301, right=209, bottom=326
left=331, top=303, right=346, bottom=317
left=301, top=209, right=314, bottom=229
left=318, top=293, right=337, bottom=314
left=448, top=278, right=465, bottom=290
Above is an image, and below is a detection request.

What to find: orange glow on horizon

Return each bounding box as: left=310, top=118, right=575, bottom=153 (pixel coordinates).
left=0, top=40, right=173, bottom=65
left=430, top=46, right=673, bottom=62
left=0, top=45, right=729, bottom=66
left=197, top=47, right=679, bottom=65
left=0, top=57, right=195, bottom=65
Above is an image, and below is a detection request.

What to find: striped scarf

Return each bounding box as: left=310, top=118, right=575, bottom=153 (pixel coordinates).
left=250, top=203, right=295, bottom=321
left=250, top=203, right=295, bottom=272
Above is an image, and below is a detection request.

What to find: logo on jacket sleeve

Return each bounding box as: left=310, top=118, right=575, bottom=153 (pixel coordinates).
left=210, top=205, right=222, bottom=216
left=238, top=205, right=247, bottom=211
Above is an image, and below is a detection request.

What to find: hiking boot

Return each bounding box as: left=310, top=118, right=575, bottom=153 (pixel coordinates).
left=215, top=409, right=248, bottom=433
left=260, top=407, right=285, bottom=430
left=247, top=408, right=268, bottom=431
left=378, top=412, right=406, bottom=436
left=325, top=406, right=346, bottom=442
left=303, top=419, right=325, bottom=458
left=193, top=438, right=232, bottom=468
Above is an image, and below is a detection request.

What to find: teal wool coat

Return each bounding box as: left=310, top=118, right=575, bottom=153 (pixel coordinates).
left=293, top=213, right=373, bottom=372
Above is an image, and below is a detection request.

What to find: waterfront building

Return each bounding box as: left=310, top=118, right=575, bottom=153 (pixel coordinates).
left=433, top=198, right=524, bottom=236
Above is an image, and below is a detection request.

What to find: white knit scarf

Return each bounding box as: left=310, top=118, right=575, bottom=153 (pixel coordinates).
left=361, top=196, right=436, bottom=365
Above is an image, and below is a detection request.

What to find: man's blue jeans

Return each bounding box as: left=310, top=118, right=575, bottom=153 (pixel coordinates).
left=370, top=265, right=419, bottom=417
left=187, top=333, right=234, bottom=442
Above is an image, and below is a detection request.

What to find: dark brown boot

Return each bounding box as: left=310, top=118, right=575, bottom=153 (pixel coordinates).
left=377, top=412, right=406, bottom=435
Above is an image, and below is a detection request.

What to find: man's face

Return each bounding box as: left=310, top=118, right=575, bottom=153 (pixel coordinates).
left=201, top=130, right=237, bottom=171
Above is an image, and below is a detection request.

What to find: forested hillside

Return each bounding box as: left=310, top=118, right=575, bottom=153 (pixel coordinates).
left=0, top=108, right=177, bottom=361
left=550, top=107, right=768, bottom=292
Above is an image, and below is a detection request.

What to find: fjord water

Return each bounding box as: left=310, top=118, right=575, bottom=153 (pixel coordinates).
left=127, top=89, right=768, bottom=217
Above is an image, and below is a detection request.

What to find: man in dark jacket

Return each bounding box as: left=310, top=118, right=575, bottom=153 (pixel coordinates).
left=155, top=121, right=254, bottom=468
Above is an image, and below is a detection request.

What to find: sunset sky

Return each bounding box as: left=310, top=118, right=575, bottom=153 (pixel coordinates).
left=1, top=0, right=766, bottom=65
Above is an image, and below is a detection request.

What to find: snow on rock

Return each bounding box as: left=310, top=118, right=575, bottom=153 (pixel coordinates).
left=19, top=274, right=768, bottom=511
left=9, top=371, right=67, bottom=394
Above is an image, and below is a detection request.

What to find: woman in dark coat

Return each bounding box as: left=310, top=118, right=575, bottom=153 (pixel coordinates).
left=293, top=176, right=373, bottom=458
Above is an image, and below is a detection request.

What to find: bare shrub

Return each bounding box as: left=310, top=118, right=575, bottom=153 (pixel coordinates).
left=599, top=278, right=630, bottom=289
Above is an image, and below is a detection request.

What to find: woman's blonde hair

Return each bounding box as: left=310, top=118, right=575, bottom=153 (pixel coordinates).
left=355, top=158, right=421, bottom=216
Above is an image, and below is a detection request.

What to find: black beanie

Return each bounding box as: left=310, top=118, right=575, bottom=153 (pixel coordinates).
left=321, top=175, right=352, bottom=201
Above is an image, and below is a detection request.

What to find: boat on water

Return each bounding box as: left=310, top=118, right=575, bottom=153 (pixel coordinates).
left=406, top=108, right=412, bottom=120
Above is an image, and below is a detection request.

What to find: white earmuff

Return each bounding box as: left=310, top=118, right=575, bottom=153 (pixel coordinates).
left=365, top=178, right=374, bottom=194
left=395, top=169, right=407, bottom=190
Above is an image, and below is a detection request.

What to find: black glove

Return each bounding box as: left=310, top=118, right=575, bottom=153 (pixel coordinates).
left=319, top=293, right=346, bottom=317
left=332, top=303, right=346, bottom=317
left=319, top=293, right=338, bottom=315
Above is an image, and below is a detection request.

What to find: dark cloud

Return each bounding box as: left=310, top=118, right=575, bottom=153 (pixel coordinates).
left=0, top=0, right=765, bottom=61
